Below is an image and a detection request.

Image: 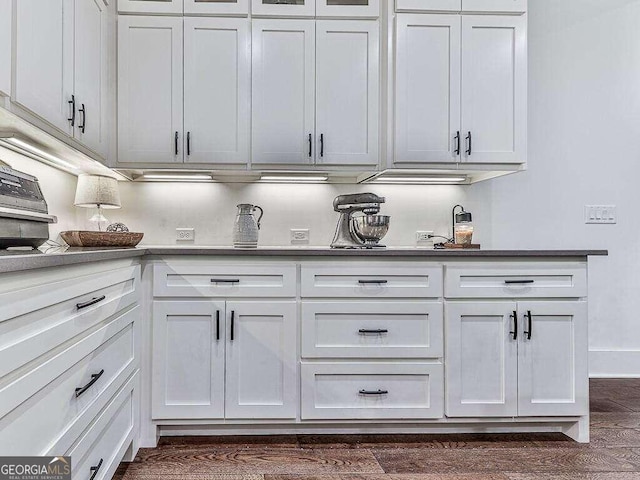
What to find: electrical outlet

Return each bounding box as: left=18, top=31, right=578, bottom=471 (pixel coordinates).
left=291, top=229, right=310, bottom=245
left=585, top=205, right=617, bottom=224
left=176, top=228, right=195, bottom=241
left=416, top=231, right=434, bottom=246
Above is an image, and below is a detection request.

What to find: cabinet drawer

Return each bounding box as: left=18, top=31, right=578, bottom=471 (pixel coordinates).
left=301, top=363, right=443, bottom=420
left=153, top=264, right=297, bottom=298
left=0, top=265, right=139, bottom=378
left=301, top=302, right=443, bottom=358
left=69, top=373, right=138, bottom=480
left=301, top=264, right=443, bottom=298
left=445, top=264, right=587, bottom=298
left=0, top=308, right=138, bottom=456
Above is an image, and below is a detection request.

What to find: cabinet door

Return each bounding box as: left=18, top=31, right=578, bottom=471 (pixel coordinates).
left=461, top=15, right=526, bottom=164
left=0, top=0, right=11, bottom=97
left=395, top=14, right=461, bottom=164
left=517, top=302, right=588, bottom=417
left=462, top=0, right=526, bottom=13
left=252, top=20, right=315, bottom=165
left=225, top=302, right=297, bottom=419
left=152, top=302, right=226, bottom=420
left=445, top=302, right=518, bottom=417
left=396, top=0, right=461, bottom=12
left=185, top=0, right=249, bottom=14
left=74, top=0, right=108, bottom=157
left=118, top=0, right=183, bottom=14
left=317, top=0, right=380, bottom=18
left=118, top=16, right=183, bottom=164
left=14, top=0, right=74, bottom=134
left=251, top=0, right=315, bottom=17
left=316, top=20, right=379, bottom=166
left=184, top=18, right=250, bottom=165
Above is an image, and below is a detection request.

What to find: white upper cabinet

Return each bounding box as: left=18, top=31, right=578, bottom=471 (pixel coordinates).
left=462, top=0, right=527, bottom=13
left=184, top=18, right=250, bottom=165
left=0, top=0, right=11, bottom=97
left=184, top=0, right=249, bottom=15
left=74, top=0, right=109, bottom=157
left=315, top=20, right=379, bottom=166
left=251, top=0, right=315, bottom=17
left=14, top=0, right=74, bottom=135
left=396, top=0, right=461, bottom=13
left=225, top=302, right=297, bottom=419
left=395, top=14, right=461, bottom=164
left=461, top=15, right=526, bottom=163
left=118, top=16, right=184, bottom=164
left=118, top=0, right=183, bottom=15
left=517, top=302, right=588, bottom=417
left=317, top=0, right=380, bottom=18
left=252, top=20, right=315, bottom=165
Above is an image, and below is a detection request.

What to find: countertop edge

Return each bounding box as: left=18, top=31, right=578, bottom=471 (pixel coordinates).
left=0, top=247, right=609, bottom=274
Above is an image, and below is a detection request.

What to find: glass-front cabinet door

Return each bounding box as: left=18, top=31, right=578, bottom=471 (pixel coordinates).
left=251, top=0, right=315, bottom=17
left=317, top=0, right=379, bottom=17
left=184, top=0, right=249, bottom=15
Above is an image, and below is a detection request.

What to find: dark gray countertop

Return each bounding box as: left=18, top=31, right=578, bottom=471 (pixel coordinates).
left=0, top=246, right=608, bottom=274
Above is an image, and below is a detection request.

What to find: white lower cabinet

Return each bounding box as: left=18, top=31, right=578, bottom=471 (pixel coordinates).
left=445, top=301, right=588, bottom=418
left=301, top=363, right=444, bottom=420
left=152, top=300, right=298, bottom=420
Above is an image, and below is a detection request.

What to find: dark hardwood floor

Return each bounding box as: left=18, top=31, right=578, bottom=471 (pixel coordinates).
left=113, top=379, right=640, bottom=480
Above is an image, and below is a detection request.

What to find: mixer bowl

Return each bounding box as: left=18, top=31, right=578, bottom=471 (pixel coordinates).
left=352, top=215, right=390, bottom=247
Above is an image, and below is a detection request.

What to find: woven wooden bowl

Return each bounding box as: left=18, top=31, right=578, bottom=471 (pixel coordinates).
left=60, top=231, right=144, bottom=248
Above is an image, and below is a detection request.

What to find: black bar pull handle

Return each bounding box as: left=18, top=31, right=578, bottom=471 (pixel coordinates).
left=89, top=458, right=104, bottom=480
left=230, top=310, right=235, bottom=341
left=320, top=133, right=324, bottom=157
left=187, top=131, right=191, bottom=156
left=505, top=280, right=535, bottom=285
left=466, top=131, right=472, bottom=155
left=524, top=310, right=532, bottom=340
left=308, top=133, right=312, bottom=157
left=68, top=95, right=76, bottom=126
left=174, top=131, right=179, bottom=155
left=79, top=103, right=86, bottom=133
left=216, top=310, right=220, bottom=341
left=211, top=279, right=240, bottom=284
left=75, top=369, right=105, bottom=397
left=358, top=329, right=389, bottom=335
left=76, top=295, right=106, bottom=310
left=358, top=280, right=388, bottom=285
left=359, top=389, right=388, bottom=396
left=510, top=311, right=518, bottom=340
left=454, top=131, right=461, bottom=156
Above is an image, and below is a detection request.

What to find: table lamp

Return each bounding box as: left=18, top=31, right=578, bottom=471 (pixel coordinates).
left=74, top=174, right=121, bottom=232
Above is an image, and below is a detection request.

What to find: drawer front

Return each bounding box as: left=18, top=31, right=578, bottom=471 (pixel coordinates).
left=0, top=265, right=139, bottom=378
left=69, top=373, right=138, bottom=480
left=301, top=302, right=443, bottom=358
left=301, top=363, right=443, bottom=420
left=0, top=308, right=138, bottom=456
left=153, top=264, right=297, bottom=298
left=301, top=264, right=443, bottom=298
left=445, top=264, right=587, bottom=299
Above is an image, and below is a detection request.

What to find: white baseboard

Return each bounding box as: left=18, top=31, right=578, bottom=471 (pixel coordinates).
left=590, top=350, right=640, bottom=377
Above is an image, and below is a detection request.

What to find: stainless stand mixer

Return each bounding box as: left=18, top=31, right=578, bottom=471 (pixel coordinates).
left=330, top=193, right=390, bottom=249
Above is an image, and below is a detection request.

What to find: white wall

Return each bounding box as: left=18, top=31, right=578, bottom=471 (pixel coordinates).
left=477, top=0, right=640, bottom=376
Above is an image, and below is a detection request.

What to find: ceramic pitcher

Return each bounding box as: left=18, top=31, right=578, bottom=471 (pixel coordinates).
left=233, top=204, right=264, bottom=248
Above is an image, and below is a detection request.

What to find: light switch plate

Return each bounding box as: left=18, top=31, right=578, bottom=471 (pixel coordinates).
left=585, top=205, right=617, bottom=224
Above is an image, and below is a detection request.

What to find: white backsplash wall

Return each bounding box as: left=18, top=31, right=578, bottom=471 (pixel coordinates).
left=108, top=181, right=491, bottom=247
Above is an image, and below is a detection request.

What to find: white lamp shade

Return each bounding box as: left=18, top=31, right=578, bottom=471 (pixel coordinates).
left=74, top=174, right=121, bottom=209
